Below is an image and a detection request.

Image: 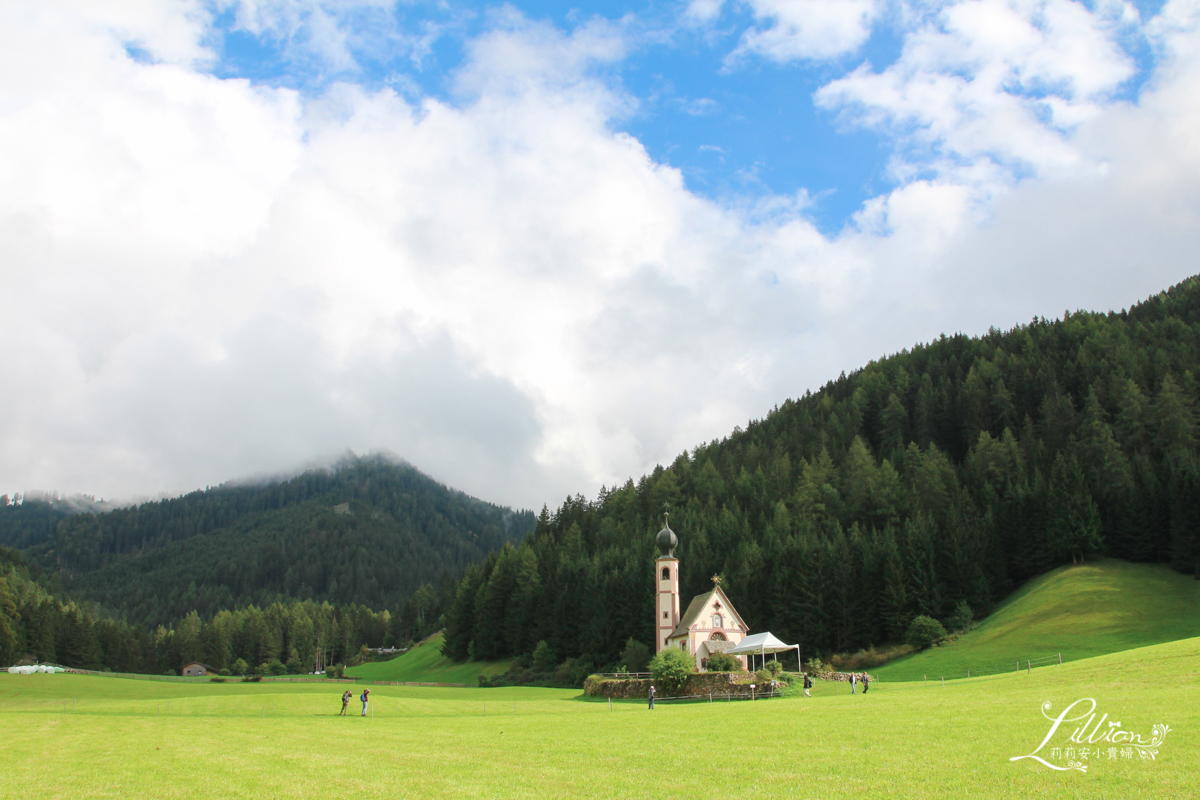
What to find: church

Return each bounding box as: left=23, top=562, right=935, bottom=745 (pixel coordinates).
left=654, top=517, right=749, bottom=671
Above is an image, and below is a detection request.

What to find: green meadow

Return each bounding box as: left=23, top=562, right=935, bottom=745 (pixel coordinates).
left=3, top=635, right=1195, bottom=799
left=346, top=633, right=511, bottom=684
left=876, top=559, right=1200, bottom=682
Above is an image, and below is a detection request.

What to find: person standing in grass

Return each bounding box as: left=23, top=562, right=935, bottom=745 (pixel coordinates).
left=862, top=674, right=870, bottom=693
left=803, top=673, right=813, bottom=698
left=340, top=690, right=351, bottom=715
left=648, top=685, right=656, bottom=710
left=360, top=688, right=370, bottom=716
left=850, top=674, right=857, bottom=694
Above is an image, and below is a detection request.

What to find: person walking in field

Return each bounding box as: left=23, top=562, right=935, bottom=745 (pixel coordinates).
left=648, top=685, right=656, bottom=710
left=803, top=673, right=813, bottom=698
left=850, top=673, right=857, bottom=694
left=862, top=674, right=870, bottom=693
left=360, top=688, right=370, bottom=716
left=340, top=690, right=351, bottom=715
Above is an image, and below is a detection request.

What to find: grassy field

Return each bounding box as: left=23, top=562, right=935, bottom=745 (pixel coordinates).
left=875, top=559, right=1200, bottom=682
left=345, top=632, right=511, bottom=684
left=2, top=635, right=1195, bottom=798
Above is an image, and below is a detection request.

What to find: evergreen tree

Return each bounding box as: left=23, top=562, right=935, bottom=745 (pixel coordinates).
left=1046, top=453, right=1103, bottom=565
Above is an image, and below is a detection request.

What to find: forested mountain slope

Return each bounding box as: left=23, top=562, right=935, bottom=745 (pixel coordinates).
left=0, top=456, right=535, bottom=627
left=443, top=276, right=1200, bottom=674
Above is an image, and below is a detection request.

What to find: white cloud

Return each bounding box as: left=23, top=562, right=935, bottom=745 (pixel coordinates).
left=811, top=0, right=1140, bottom=213
left=731, top=0, right=884, bottom=62
left=1, top=1, right=1198, bottom=513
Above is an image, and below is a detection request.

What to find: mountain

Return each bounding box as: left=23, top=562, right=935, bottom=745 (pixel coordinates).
left=0, top=455, right=536, bottom=627
left=440, top=275, right=1200, bottom=674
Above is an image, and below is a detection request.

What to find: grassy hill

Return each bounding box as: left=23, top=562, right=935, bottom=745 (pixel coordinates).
left=345, top=632, right=511, bottom=685
left=876, top=559, right=1200, bottom=682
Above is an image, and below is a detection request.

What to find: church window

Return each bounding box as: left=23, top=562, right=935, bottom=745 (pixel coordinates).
left=710, top=632, right=726, bottom=641
left=663, top=612, right=667, bottom=619
left=661, top=567, right=670, bottom=580
left=712, top=613, right=723, bottom=628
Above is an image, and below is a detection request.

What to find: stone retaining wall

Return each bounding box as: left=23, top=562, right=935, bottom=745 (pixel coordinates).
left=586, top=669, right=871, bottom=698
left=585, top=671, right=764, bottom=699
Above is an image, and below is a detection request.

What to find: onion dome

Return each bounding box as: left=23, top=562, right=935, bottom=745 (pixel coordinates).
left=655, top=517, right=678, bottom=557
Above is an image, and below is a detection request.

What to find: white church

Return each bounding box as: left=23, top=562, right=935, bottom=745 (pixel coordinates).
left=654, top=517, right=750, bottom=671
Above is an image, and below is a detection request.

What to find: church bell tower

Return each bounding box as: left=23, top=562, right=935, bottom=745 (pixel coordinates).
left=654, top=516, right=680, bottom=653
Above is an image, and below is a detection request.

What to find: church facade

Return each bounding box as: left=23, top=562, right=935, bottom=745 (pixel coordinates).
left=655, top=519, right=749, bottom=672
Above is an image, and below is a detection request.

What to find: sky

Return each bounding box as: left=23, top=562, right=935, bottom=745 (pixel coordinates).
left=2, top=0, right=1199, bottom=511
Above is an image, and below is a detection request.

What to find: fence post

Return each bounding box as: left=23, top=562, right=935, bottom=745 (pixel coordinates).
left=1027, top=660, right=1031, bottom=674
left=967, top=670, right=970, bottom=679
left=1058, top=653, right=1062, bottom=665
left=941, top=677, right=944, bottom=688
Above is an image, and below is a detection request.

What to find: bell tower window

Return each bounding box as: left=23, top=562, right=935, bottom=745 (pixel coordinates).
left=661, top=566, right=670, bottom=580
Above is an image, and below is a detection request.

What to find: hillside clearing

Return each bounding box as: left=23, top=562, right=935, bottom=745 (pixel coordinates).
left=345, top=632, right=511, bottom=684
left=876, top=559, right=1200, bottom=682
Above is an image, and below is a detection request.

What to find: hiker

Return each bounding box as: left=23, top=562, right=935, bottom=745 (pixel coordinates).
left=862, top=673, right=870, bottom=693
left=850, top=673, right=857, bottom=694
left=648, top=685, right=656, bottom=710
left=340, top=690, right=351, bottom=716
left=803, top=673, right=813, bottom=698
left=360, top=688, right=370, bottom=716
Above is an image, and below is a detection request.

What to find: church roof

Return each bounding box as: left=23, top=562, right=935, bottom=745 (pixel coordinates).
left=666, top=586, right=747, bottom=640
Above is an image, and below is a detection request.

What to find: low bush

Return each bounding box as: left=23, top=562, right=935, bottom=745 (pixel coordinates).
left=531, top=641, right=557, bottom=673
left=829, top=643, right=914, bottom=671
left=620, top=638, right=651, bottom=673
left=648, top=647, right=694, bottom=693
left=907, top=615, right=948, bottom=650
left=705, top=651, right=740, bottom=672
left=947, top=601, right=975, bottom=632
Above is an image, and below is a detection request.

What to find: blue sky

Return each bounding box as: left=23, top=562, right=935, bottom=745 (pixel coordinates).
left=207, top=1, right=896, bottom=231
left=203, top=0, right=1165, bottom=233
left=3, top=0, right=1200, bottom=507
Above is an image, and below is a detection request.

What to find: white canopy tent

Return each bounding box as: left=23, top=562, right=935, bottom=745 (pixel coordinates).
left=725, top=632, right=801, bottom=675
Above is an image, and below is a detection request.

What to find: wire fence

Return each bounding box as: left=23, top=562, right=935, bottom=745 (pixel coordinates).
left=655, top=688, right=783, bottom=704
left=0, top=694, right=601, bottom=721
left=917, top=652, right=1063, bottom=685
left=593, top=672, right=651, bottom=679
left=47, top=668, right=466, bottom=688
